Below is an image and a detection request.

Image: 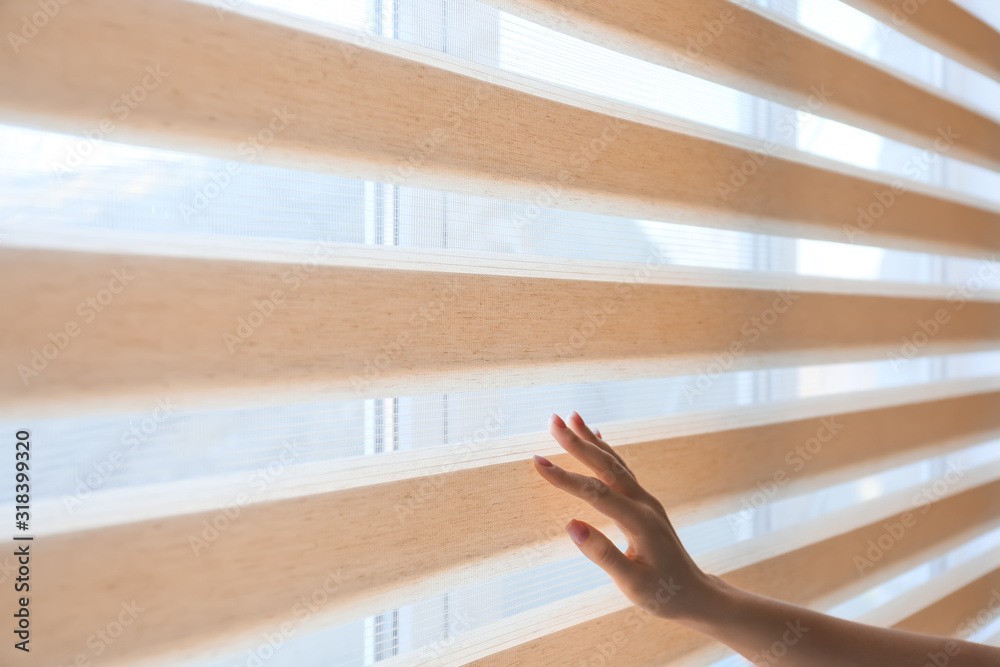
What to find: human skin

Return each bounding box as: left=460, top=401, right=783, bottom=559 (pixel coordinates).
left=533, top=411, right=1000, bottom=666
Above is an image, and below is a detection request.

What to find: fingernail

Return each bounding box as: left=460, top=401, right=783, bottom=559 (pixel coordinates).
left=550, top=413, right=566, bottom=429
left=534, top=454, right=553, bottom=467
left=594, top=428, right=602, bottom=439
left=567, top=520, right=589, bottom=545
left=570, top=410, right=582, bottom=423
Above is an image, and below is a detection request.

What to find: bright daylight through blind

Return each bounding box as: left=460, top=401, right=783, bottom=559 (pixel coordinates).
left=1, top=0, right=1000, bottom=665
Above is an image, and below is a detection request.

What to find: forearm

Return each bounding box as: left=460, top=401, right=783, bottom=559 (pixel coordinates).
left=679, top=575, right=1000, bottom=667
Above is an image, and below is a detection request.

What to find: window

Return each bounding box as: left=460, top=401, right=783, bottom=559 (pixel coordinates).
left=3, top=0, right=1000, bottom=664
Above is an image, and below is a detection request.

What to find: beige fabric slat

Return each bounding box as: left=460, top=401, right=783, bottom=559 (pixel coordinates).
left=4, top=402, right=998, bottom=665
left=3, top=247, right=1000, bottom=414
left=481, top=0, right=1000, bottom=171
left=464, top=479, right=1000, bottom=666
left=855, top=548, right=1000, bottom=630
left=1, top=0, right=999, bottom=256
left=894, top=566, right=1000, bottom=638
left=839, top=0, right=1000, bottom=83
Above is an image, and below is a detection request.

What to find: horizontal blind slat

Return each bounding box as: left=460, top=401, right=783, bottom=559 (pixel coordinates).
left=4, top=247, right=1000, bottom=415
left=855, top=549, right=1000, bottom=629
left=481, top=0, right=1000, bottom=170
left=839, top=0, right=1000, bottom=83
left=2, top=0, right=999, bottom=256
left=893, top=565, right=1000, bottom=638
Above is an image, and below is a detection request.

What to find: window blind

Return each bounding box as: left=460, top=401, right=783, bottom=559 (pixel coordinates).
left=2, top=0, right=1000, bottom=665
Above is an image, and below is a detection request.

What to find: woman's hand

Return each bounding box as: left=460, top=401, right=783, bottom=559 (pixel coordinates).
left=533, top=413, right=1000, bottom=667
left=533, top=412, right=717, bottom=622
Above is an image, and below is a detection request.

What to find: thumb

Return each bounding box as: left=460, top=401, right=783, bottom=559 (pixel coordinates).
left=566, top=520, right=635, bottom=584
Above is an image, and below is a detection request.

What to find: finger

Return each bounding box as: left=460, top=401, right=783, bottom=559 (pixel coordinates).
left=567, top=411, right=633, bottom=475
left=566, top=519, right=637, bottom=584
left=533, top=455, right=647, bottom=535
left=567, top=410, right=601, bottom=444
left=584, top=422, right=638, bottom=480
left=553, top=414, right=640, bottom=496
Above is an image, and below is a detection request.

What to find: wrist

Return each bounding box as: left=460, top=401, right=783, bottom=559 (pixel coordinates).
left=667, top=572, right=735, bottom=627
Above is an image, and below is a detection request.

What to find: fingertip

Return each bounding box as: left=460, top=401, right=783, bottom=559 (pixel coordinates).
left=566, top=519, right=590, bottom=545
left=550, top=413, right=567, bottom=430
left=567, top=411, right=599, bottom=441
left=594, top=428, right=602, bottom=439
left=533, top=454, right=554, bottom=468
